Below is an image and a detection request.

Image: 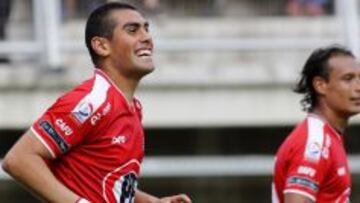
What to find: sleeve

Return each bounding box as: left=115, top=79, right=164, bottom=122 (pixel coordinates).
left=283, top=132, right=331, bottom=202
left=31, top=89, right=94, bottom=158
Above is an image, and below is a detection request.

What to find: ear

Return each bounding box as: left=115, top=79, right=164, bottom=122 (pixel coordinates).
left=91, top=37, right=111, bottom=57
left=313, top=76, right=328, bottom=96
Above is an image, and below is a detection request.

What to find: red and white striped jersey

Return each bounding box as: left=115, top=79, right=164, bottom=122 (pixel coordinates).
left=272, top=115, right=351, bottom=203
left=31, top=69, right=144, bottom=203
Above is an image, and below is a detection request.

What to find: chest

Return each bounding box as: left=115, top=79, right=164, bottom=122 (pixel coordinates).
left=85, top=109, right=145, bottom=165
left=321, top=136, right=351, bottom=196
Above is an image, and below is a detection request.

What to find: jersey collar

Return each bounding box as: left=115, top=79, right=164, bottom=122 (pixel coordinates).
left=94, top=68, right=140, bottom=113
left=308, top=113, right=343, bottom=140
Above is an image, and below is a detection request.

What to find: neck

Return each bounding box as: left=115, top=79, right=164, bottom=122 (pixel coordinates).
left=99, top=66, right=139, bottom=104
left=312, top=106, right=349, bottom=135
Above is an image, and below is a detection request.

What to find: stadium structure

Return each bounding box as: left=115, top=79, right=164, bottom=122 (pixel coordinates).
left=1, top=0, right=360, bottom=202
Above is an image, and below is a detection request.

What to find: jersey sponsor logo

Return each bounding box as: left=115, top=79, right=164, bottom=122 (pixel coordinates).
left=39, top=121, right=69, bottom=153
left=90, top=112, right=102, bottom=126
left=305, top=117, right=325, bottom=162
left=305, top=142, right=321, bottom=161
left=112, top=135, right=127, bottom=145
left=90, top=102, right=111, bottom=126
left=287, top=176, right=319, bottom=192
left=55, top=118, right=73, bottom=136
left=72, top=102, right=94, bottom=124
left=103, top=102, right=111, bottom=115
left=297, top=166, right=316, bottom=177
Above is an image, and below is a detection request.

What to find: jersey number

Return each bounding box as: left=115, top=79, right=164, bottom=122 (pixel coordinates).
left=119, top=173, right=137, bottom=203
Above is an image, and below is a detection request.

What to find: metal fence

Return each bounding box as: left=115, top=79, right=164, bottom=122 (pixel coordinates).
left=0, top=0, right=358, bottom=69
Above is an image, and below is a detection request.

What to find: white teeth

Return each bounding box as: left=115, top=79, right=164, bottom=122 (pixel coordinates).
left=137, top=49, right=152, bottom=56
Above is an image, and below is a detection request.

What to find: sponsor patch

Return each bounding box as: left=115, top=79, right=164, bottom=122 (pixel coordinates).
left=112, top=135, right=127, bottom=145
left=287, top=176, right=319, bottom=192
left=305, top=141, right=321, bottom=161
left=72, top=102, right=94, bottom=124
left=55, top=118, right=73, bottom=136
left=40, top=121, right=69, bottom=153
left=305, top=117, right=325, bottom=162
left=297, top=166, right=316, bottom=177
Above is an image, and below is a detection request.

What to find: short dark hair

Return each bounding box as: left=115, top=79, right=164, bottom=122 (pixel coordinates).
left=294, top=45, right=354, bottom=112
left=85, top=2, right=137, bottom=66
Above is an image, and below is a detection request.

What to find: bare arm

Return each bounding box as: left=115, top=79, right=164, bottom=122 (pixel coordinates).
left=2, top=130, right=83, bottom=203
left=135, top=189, right=159, bottom=203
left=284, top=192, right=314, bottom=203
left=135, top=189, right=192, bottom=203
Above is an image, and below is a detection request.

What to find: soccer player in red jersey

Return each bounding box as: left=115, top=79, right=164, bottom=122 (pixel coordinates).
left=2, top=2, right=191, bottom=203
left=272, top=46, right=360, bottom=203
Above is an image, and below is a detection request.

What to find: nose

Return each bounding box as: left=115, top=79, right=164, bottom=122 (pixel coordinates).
left=355, top=76, right=360, bottom=92
left=140, top=28, right=153, bottom=44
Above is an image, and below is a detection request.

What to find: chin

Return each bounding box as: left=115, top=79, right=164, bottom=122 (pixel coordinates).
left=140, top=63, right=155, bottom=72
left=346, top=108, right=360, bottom=117
left=135, top=66, right=154, bottom=78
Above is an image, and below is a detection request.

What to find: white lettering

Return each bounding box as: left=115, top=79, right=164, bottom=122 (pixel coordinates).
left=90, top=112, right=102, bottom=126
left=338, top=167, right=346, bottom=176
left=102, top=103, right=111, bottom=115
left=55, top=119, right=73, bottom=136
left=297, top=166, right=316, bottom=177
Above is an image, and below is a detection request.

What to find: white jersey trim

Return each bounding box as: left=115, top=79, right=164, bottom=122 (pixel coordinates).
left=71, top=73, right=110, bottom=124
left=284, top=189, right=316, bottom=202
left=30, top=127, right=56, bottom=158
left=102, top=159, right=141, bottom=203
left=95, top=69, right=138, bottom=110
left=304, top=117, right=325, bottom=162
left=308, top=113, right=342, bottom=140
left=271, top=182, right=279, bottom=203
left=335, top=188, right=351, bottom=203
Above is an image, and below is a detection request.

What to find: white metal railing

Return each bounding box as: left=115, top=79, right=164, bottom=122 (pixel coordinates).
left=336, top=0, right=360, bottom=58
left=2, top=155, right=360, bottom=179
left=33, top=0, right=62, bottom=69
left=0, top=0, right=358, bottom=68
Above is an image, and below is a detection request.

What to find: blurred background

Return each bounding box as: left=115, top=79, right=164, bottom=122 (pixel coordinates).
left=1, top=0, right=360, bottom=202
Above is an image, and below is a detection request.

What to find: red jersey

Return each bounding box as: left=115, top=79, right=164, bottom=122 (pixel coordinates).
left=31, top=69, right=144, bottom=203
left=272, top=115, right=351, bottom=203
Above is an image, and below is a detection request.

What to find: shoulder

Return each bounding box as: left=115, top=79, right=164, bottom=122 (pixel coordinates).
left=70, top=73, right=112, bottom=124
left=289, top=116, right=325, bottom=143
left=277, top=117, right=326, bottom=157
left=301, top=116, right=326, bottom=162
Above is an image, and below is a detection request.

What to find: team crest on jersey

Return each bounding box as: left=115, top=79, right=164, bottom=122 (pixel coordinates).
left=72, top=102, right=94, bottom=124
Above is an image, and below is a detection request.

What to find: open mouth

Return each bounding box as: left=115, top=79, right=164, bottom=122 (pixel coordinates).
left=136, top=49, right=152, bottom=58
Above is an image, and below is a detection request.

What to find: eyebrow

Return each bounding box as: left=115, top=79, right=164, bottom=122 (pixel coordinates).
left=122, top=21, right=149, bottom=29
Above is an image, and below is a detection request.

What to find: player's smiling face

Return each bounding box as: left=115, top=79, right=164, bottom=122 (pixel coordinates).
left=108, top=9, right=154, bottom=79
left=320, top=55, right=360, bottom=117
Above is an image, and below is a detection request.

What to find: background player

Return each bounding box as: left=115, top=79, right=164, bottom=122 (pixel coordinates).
left=2, top=2, right=191, bottom=203
left=272, top=45, right=360, bottom=202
